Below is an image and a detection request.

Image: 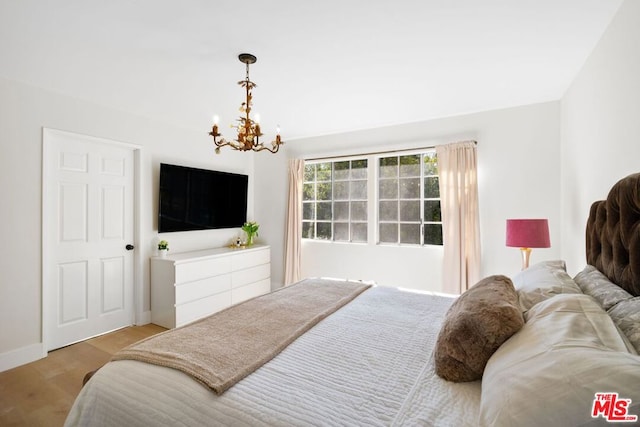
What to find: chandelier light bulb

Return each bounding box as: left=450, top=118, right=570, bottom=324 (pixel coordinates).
left=213, top=115, right=219, bottom=125
left=254, top=113, right=260, bottom=124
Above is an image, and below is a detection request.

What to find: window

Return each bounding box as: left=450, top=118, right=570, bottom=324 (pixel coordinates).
left=422, top=152, right=442, bottom=245
left=378, top=151, right=442, bottom=245
left=301, top=149, right=441, bottom=246
left=302, top=160, right=368, bottom=242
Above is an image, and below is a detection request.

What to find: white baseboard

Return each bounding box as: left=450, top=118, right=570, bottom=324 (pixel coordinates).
left=136, top=310, right=151, bottom=325
left=0, top=342, right=45, bottom=373
left=1, top=312, right=152, bottom=372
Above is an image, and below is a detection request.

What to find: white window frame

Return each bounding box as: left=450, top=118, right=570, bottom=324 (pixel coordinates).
left=302, top=157, right=369, bottom=243
left=302, top=148, right=442, bottom=247
left=375, top=149, right=442, bottom=247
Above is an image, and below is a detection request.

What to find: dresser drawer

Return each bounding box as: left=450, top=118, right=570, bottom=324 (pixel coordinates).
left=175, top=291, right=232, bottom=327
left=232, top=278, right=271, bottom=305
left=175, top=256, right=232, bottom=284
left=175, top=274, right=231, bottom=305
left=231, top=248, right=270, bottom=270
left=151, top=245, right=270, bottom=329
left=232, top=263, right=270, bottom=288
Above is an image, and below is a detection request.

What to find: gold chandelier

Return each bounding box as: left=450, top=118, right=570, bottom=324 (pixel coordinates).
left=209, top=53, right=283, bottom=154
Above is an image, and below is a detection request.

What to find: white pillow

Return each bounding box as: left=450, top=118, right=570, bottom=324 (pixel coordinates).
left=480, top=294, right=640, bottom=427
left=512, top=260, right=582, bottom=311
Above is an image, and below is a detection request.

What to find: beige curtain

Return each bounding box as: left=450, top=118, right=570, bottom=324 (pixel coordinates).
left=284, top=159, right=305, bottom=285
left=436, top=141, right=481, bottom=294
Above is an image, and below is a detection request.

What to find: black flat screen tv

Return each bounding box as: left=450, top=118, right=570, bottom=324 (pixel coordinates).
left=159, top=163, right=248, bottom=233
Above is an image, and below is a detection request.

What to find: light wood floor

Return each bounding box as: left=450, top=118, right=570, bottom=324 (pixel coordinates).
left=0, top=324, right=166, bottom=427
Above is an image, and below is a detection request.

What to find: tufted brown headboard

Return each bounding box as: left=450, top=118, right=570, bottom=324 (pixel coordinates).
left=586, top=172, right=640, bottom=296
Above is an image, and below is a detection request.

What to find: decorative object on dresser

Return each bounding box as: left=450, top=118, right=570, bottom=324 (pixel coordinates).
left=505, top=218, right=551, bottom=269
left=157, top=240, right=169, bottom=258
left=150, top=245, right=271, bottom=328
left=241, top=221, right=259, bottom=246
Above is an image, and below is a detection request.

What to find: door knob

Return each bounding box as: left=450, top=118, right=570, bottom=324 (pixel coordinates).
left=126, top=244, right=135, bottom=250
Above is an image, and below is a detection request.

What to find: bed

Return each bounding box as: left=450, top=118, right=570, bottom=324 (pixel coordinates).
left=65, top=173, right=640, bottom=426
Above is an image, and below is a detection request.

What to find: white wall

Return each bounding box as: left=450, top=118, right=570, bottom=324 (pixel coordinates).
left=253, top=153, right=288, bottom=288
left=560, top=0, right=640, bottom=275
left=255, top=102, right=562, bottom=292
left=0, top=76, right=254, bottom=369
left=14, top=0, right=638, bottom=366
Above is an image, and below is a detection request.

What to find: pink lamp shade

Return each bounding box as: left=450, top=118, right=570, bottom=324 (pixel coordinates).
left=506, top=219, right=550, bottom=270
left=506, top=219, right=550, bottom=248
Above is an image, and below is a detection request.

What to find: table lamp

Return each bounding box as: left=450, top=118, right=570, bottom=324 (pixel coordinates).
left=506, top=219, right=551, bottom=270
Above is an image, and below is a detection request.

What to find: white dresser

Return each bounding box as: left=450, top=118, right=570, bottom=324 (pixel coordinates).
left=150, top=245, right=271, bottom=329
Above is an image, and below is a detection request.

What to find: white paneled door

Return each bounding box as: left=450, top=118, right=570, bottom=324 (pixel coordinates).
left=43, top=129, right=135, bottom=351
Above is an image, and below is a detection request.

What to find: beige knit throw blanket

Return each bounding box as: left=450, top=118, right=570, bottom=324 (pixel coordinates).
left=112, top=278, right=372, bottom=394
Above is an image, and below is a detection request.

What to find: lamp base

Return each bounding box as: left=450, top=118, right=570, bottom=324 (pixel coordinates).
left=519, top=247, right=532, bottom=270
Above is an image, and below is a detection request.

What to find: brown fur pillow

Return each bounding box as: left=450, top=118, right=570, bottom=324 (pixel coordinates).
left=434, top=275, right=524, bottom=382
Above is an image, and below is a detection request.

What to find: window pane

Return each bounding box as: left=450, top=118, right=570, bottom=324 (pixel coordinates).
left=334, top=222, right=349, bottom=241
left=351, top=159, right=368, bottom=179
left=317, top=182, right=332, bottom=200
left=379, top=157, right=398, bottom=178
left=334, top=181, right=349, bottom=200
left=303, top=202, right=315, bottom=220
left=379, top=223, right=398, bottom=243
left=350, top=180, right=367, bottom=199
left=316, top=162, right=332, bottom=181
left=424, top=153, right=438, bottom=176
left=424, top=200, right=442, bottom=222
left=400, top=223, right=421, bottom=244
left=351, top=201, right=367, bottom=221
left=351, top=223, right=367, bottom=242
left=400, top=155, right=420, bottom=177
left=334, top=161, right=350, bottom=180
left=334, top=201, right=349, bottom=221
left=304, top=164, right=315, bottom=182
left=303, top=183, right=315, bottom=201
left=317, top=202, right=332, bottom=220
left=424, top=223, right=443, bottom=245
left=303, top=158, right=369, bottom=244
left=424, top=176, right=440, bottom=198
left=302, top=222, right=314, bottom=239
left=400, top=200, right=420, bottom=221
left=379, top=179, right=398, bottom=199
left=317, top=222, right=332, bottom=240
left=399, top=178, right=420, bottom=199
left=379, top=201, right=398, bottom=221
left=375, top=150, right=441, bottom=247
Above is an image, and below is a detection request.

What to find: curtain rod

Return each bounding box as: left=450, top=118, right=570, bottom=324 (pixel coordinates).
left=304, top=140, right=477, bottom=162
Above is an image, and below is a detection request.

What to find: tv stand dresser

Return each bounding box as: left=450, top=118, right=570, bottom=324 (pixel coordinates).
left=150, top=245, right=270, bottom=328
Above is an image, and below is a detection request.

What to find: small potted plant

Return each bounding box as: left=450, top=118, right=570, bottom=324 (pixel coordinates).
left=241, top=221, right=259, bottom=246
left=158, top=240, right=169, bottom=257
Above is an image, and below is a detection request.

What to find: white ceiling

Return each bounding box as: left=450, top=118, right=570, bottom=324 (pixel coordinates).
left=0, top=0, right=623, bottom=141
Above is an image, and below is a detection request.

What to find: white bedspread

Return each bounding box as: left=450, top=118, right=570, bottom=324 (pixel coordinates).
left=65, top=286, right=481, bottom=426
